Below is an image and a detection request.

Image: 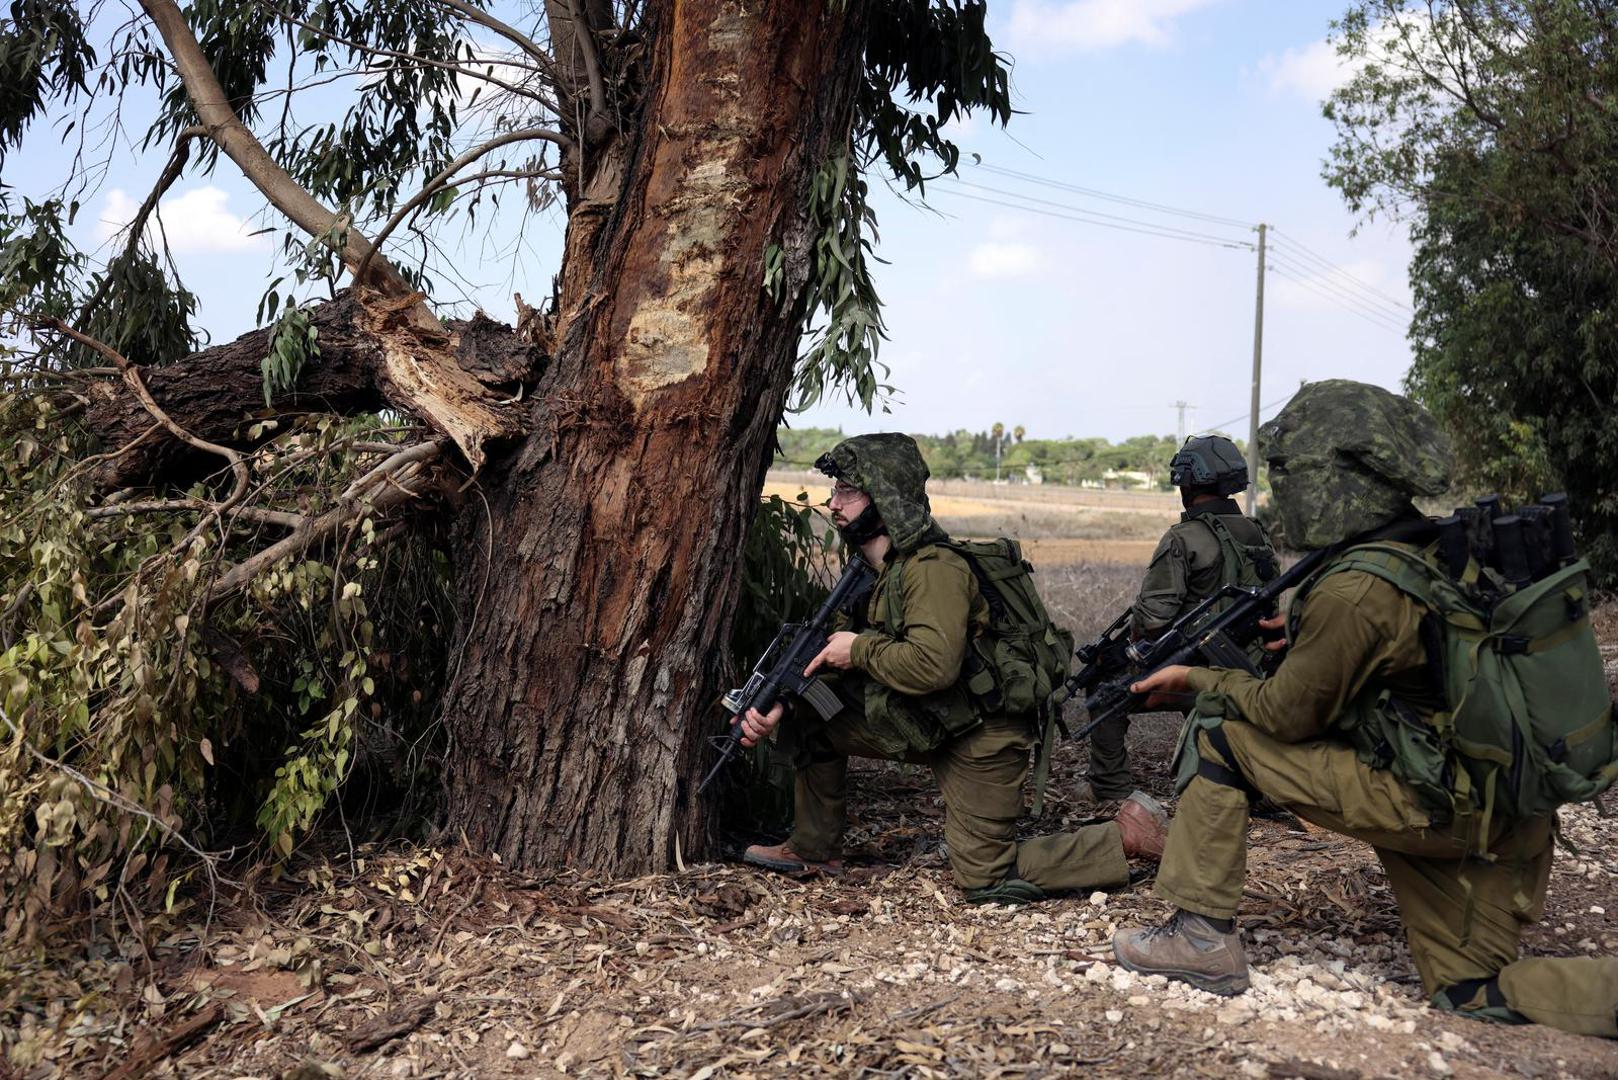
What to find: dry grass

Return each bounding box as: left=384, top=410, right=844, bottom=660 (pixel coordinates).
left=761, top=474, right=1176, bottom=551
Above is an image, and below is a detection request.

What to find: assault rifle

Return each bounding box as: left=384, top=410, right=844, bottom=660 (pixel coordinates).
left=696, top=553, right=877, bottom=794
left=1054, top=546, right=1333, bottom=742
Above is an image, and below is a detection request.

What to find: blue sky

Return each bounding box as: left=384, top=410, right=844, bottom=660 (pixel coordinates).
left=10, top=0, right=1411, bottom=444
left=800, top=0, right=1416, bottom=443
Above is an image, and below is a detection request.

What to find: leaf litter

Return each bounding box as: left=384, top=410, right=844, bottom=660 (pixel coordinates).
left=5, top=584, right=1618, bottom=1078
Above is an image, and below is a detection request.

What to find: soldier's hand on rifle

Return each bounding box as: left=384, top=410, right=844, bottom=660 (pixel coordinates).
left=739, top=702, right=785, bottom=748
left=804, top=630, right=857, bottom=676
left=1132, top=664, right=1193, bottom=709
left=1259, top=612, right=1288, bottom=652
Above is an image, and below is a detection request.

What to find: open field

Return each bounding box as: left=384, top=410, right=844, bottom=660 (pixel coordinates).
left=764, top=471, right=1179, bottom=561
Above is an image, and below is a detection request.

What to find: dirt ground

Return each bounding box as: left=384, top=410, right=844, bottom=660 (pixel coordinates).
left=7, top=565, right=1618, bottom=1079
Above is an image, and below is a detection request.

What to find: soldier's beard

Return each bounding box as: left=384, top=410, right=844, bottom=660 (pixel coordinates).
left=837, top=503, right=887, bottom=546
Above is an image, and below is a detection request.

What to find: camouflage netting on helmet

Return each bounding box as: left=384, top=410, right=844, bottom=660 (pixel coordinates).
left=1258, top=379, right=1452, bottom=549
left=815, top=433, right=946, bottom=554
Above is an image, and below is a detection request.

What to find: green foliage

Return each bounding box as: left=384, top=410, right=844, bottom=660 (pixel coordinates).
left=784, top=0, right=1013, bottom=413
left=0, top=200, right=197, bottom=370
left=0, top=0, right=95, bottom=167
left=1327, top=1, right=1618, bottom=583
left=774, top=426, right=1188, bottom=487
left=77, top=252, right=199, bottom=369
left=0, top=197, right=82, bottom=319
left=788, top=156, right=891, bottom=411
left=0, top=397, right=453, bottom=949
left=262, top=304, right=321, bottom=404
left=858, top=0, right=1011, bottom=190
left=732, top=491, right=836, bottom=664
left=727, top=487, right=838, bottom=826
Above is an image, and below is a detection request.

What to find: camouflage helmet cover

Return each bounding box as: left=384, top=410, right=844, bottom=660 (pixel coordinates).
left=1170, top=435, right=1249, bottom=496
left=815, top=433, right=946, bottom=554
left=1258, top=379, right=1451, bottom=549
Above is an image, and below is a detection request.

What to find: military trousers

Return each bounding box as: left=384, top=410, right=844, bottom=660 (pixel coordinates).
left=785, top=693, right=1129, bottom=893
left=1085, top=713, right=1136, bottom=801
left=1157, top=717, right=1618, bottom=1037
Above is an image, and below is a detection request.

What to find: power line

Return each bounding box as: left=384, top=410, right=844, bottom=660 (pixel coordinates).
left=929, top=187, right=1254, bottom=251
left=1266, top=255, right=1408, bottom=332
left=1197, top=393, right=1295, bottom=438
left=970, top=162, right=1254, bottom=230
left=1269, top=229, right=1413, bottom=313
left=951, top=178, right=1257, bottom=248
left=1267, top=249, right=1411, bottom=326
left=1268, top=264, right=1408, bottom=335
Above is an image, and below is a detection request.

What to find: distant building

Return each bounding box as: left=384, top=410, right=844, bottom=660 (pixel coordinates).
left=1024, top=464, right=1043, bottom=485
left=1102, top=468, right=1156, bottom=491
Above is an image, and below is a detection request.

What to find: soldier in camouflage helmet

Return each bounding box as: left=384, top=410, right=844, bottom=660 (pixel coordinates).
left=739, top=433, right=1169, bottom=903
left=1112, top=381, right=1618, bottom=1038
left=1079, top=435, right=1278, bottom=804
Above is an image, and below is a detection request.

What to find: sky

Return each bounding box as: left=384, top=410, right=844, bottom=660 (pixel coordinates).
left=798, top=0, right=1416, bottom=444
left=9, top=0, right=1413, bottom=446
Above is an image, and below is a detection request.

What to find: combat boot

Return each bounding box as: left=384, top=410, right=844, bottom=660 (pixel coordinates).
left=742, top=842, right=843, bottom=876
left=1112, top=911, right=1249, bottom=995
left=962, top=878, right=1046, bottom=905
left=1114, top=790, right=1168, bottom=860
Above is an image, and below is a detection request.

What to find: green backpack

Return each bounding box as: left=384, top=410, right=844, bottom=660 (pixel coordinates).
left=925, top=538, right=1073, bottom=719
left=1302, top=541, right=1618, bottom=851
left=945, top=538, right=1075, bottom=815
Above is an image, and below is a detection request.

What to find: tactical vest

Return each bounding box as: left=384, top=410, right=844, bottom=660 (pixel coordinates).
left=1295, top=541, right=1618, bottom=852
left=870, top=539, right=1074, bottom=753
left=1180, top=510, right=1278, bottom=664
left=861, top=545, right=985, bottom=753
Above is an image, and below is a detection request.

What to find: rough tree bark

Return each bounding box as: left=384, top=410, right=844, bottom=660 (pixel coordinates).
left=438, top=0, right=869, bottom=872
left=76, top=0, right=870, bottom=876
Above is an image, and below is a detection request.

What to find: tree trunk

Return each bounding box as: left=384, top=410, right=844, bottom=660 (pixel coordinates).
left=440, top=0, right=866, bottom=872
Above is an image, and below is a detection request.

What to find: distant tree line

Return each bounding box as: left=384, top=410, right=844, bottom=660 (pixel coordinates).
left=775, top=427, right=1241, bottom=489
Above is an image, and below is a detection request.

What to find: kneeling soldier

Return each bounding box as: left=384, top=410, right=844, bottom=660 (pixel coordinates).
left=1080, top=434, right=1277, bottom=804
left=1115, top=380, right=1618, bottom=1038
left=741, top=433, right=1166, bottom=903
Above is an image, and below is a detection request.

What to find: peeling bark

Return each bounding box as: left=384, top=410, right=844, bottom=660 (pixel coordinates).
left=439, top=0, right=868, bottom=873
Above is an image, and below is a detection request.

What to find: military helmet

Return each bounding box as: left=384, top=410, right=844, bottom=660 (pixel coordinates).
left=814, top=433, right=945, bottom=553
left=1258, top=379, right=1451, bottom=549
left=1169, top=435, right=1248, bottom=496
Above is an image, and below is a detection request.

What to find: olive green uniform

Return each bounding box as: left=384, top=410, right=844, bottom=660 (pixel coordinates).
left=1085, top=499, right=1271, bottom=800
left=786, top=543, right=1129, bottom=892
left=1156, top=554, right=1618, bottom=1036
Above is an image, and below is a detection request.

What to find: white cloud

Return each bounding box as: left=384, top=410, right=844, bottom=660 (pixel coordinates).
left=1259, top=37, right=1350, bottom=103
left=968, top=241, right=1046, bottom=279
left=1005, top=0, right=1222, bottom=53
left=97, top=185, right=267, bottom=255
left=1258, top=20, right=1422, bottom=104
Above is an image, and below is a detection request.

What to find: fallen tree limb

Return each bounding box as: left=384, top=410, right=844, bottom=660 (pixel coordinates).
left=206, top=439, right=448, bottom=602
left=73, top=295, right=542, bottom=491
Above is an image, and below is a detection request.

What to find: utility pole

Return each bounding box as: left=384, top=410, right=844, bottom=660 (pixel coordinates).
left=1173, top=400, right=1193, bottom=446
left=1245, top=223, right=1267, bottom=514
